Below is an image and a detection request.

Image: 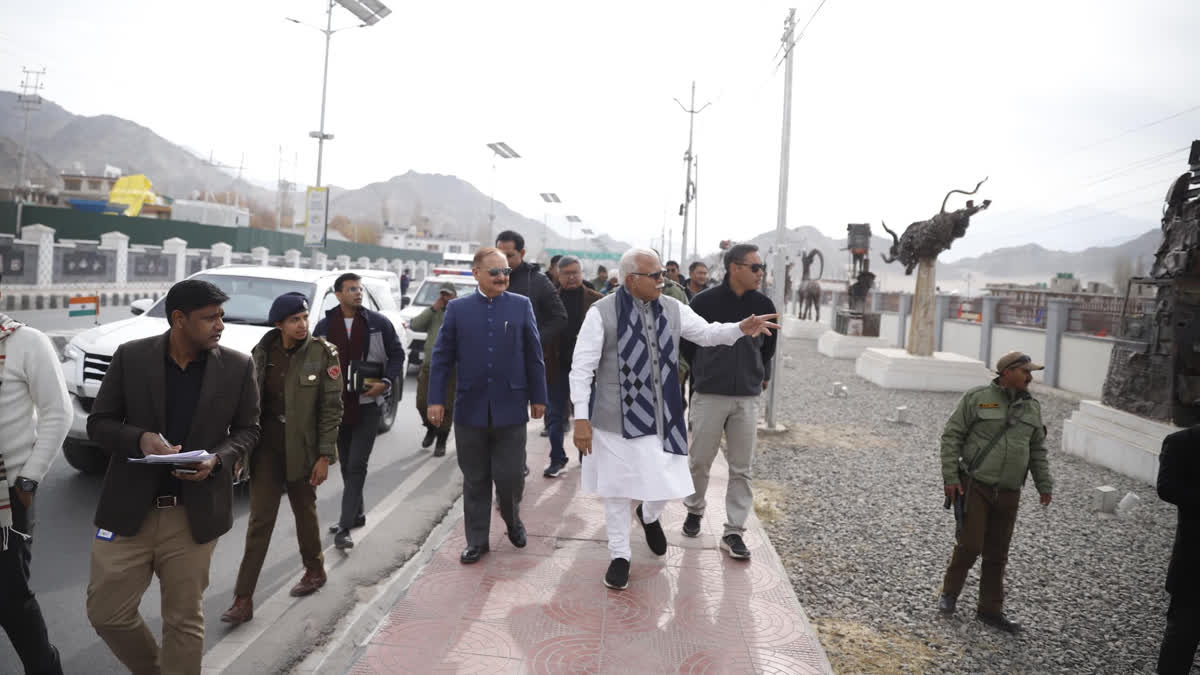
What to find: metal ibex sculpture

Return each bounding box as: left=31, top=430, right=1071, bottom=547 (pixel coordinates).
left=797, top=249, right=824, bottom=321
left=881, top=178, right=992, bottom=275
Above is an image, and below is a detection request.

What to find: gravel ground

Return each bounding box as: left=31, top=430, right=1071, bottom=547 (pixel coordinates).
left=756, top=335, right=1179, bottom=674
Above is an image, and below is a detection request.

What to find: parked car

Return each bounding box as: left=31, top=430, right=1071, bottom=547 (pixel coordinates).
left=58, top=265, right=408, bottom=475
left=396, top=267, right=478, bottom=372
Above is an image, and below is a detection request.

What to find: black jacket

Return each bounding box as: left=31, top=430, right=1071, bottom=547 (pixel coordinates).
left=507, top=261, right=568, bottom=344
left=681, top=279, right=777, bottom=397
left=1159, top=425, right=1200, bottom=598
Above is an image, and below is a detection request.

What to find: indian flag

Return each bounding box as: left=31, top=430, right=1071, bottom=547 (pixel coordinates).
left=69, top=295, right=100, bottom=317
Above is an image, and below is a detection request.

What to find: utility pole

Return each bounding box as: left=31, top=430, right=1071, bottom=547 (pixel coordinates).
left=692, top=154, right=700, bottom=259
left=765, top=8, right=797, bottom=431
left=674, top=81, right=709, bottom=266
left=13, top=67, right=45, bottom=237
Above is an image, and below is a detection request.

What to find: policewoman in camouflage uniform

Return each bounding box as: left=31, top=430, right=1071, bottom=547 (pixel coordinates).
left=221, top=292, right=343, bottom=625
left=937, top=351, right=1054, bottom=633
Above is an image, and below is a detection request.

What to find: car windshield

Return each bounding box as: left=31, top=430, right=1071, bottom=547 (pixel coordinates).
left=412, top=280, right=477, bottom=306
left=146, top=274, right=317, bottom=326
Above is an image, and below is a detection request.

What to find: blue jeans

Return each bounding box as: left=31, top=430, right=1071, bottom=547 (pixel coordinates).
left=547, top=366, right=571, bottom=464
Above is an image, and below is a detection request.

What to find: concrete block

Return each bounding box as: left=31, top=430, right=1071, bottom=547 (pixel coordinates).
left=855, top=348, right=992, bottom=392
left=1062, top=401, right=1179, bottom=486
left=887, top=406, right=910, bottom=424
left=817, top=330, right=890, bottom=360
left=1092, top=485, right=1118, bottom=513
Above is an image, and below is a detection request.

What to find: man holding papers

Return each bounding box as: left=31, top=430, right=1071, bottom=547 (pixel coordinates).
left=85, top=279, right=261, bottom=675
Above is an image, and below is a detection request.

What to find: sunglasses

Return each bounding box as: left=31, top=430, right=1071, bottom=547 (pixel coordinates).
left=483, top=267, right=512, bottom=278
left=628, top=271, right=666, bottom=281
left=734, top=262, right=767, bottom=274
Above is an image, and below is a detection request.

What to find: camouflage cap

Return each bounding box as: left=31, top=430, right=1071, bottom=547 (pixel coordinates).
left=438, top=282, right=457, bottom=295
left=995, top=351, right=1044, bottom=373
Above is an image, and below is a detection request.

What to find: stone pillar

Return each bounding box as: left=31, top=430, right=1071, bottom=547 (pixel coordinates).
left=1044, top=299, right=1073, bottom=388
left=357, top=256, right=371, bottom=269
left=285, top=249, right=302, bottom=268
left=906, top=258, right=937, bottom=357
left=163, top=237, right=188, bottom=282
left=313, top=251, right=328, bottom=270
left=100, top=231, right=130, bottom=285
left=20, top=224, right=55, bottom=288
left=871, top=292, right=882, bottom=313
left=252, top=246, right=270, bottom=266
left=896, top=293, right=913, bottom=350
left=830, top=290, right=841, bottom=316
left=934, top=293, right=952, bottom=352
left=212, top=242, right=233, bottom=267
left=980, top=295, right=1001, bottom=366
left=375, top=257, right=388, bottom=270
left=335, top=255, right=351, bottom=270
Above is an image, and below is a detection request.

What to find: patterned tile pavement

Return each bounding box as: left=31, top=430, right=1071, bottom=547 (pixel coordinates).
left=349, top=436, right=832, bottom=674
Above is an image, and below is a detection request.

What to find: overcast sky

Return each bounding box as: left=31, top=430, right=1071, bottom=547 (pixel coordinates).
left=3, top=0, right=1198, bottom=261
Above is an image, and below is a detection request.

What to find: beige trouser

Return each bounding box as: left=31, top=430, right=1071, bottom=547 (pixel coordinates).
left=87, top=506, right=218, bottom=675
left=684, top=392, right=759, bottom=536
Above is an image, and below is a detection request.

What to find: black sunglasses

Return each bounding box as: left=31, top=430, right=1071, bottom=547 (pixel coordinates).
left=628, top=271, right=666, bottom=281
left=734, top=262, right=767, bottom=274
left=484, top=267, right=512, bottom=277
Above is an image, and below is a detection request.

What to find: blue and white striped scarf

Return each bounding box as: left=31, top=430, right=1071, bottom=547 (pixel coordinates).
left=615, top=287, right=688, bottom=455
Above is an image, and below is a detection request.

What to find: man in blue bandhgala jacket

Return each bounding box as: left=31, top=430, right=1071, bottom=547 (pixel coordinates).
left=427, top=247, right=548, bottom=564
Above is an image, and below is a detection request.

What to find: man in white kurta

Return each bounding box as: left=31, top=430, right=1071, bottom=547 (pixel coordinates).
left=569, top=249, right=778, bottom=590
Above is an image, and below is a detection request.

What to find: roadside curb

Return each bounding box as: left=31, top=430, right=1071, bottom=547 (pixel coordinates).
left=288, top=493, right=467, bottom=674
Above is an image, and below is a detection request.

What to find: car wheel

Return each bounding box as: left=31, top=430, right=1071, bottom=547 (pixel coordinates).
left=63, top=438, right=109, bottom=475
left=377, top=375, right=402, bottom=434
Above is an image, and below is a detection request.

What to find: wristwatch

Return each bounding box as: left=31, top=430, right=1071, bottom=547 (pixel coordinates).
left=14, top=477, right=37, bottom=494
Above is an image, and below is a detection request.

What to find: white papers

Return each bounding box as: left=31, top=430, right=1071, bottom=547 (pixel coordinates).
left=128, top=450, right=214, bottom=465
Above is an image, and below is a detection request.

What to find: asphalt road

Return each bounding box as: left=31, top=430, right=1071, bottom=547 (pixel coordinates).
left=0, top=358, right=443, bottom=673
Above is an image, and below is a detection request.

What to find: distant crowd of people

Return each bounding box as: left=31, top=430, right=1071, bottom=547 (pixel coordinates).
left=0, top=221, right=1196, bottom=673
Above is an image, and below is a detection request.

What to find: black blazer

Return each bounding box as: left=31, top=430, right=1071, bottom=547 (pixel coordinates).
left=87, top=331, right=261, bottom=544
left=1158, top=425, right=1200, bottom=599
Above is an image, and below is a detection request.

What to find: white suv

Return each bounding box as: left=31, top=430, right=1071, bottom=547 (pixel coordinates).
left=58, top=265, right=409, bottom=475
left=396, top=268, right=478, bottom=371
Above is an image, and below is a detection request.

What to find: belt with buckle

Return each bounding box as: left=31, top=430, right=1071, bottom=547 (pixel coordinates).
left=154, top=495, right=179, bottom=509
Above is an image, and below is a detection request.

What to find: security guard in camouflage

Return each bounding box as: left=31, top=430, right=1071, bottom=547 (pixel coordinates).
left=413, top=282, right=457, bottom=456
left=937, top=350, right=1054, bottom=634
left=221, top=292, right=343, bottom=625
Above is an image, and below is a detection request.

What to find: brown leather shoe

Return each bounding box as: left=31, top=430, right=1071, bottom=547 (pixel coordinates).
left=290, top=567, right=327, bottom=597
left=221, top=596, right=253, bottom=624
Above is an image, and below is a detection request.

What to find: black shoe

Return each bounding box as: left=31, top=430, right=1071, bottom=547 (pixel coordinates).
left=682, top=513, right=702, bottom=538
left=334, top=529, right=354, bottom=550
left=460, top=544, right=489, bottom=564
left=636, top=504, right=668, bottom=556
left=938, top=593, right=957, bottom=615
left=433, top=434, right=448, bottom=457
left=543, top=460, right=567, bottom=478
left=421, top=428, right=437, bottom=448
left=720, top=534, right=751, bottom=560
left=328, top=515, right=366, bottom=534
left=507, top=522, right=527, bottom=548
left=604, top=558, right=630, bottom=590
left=976, top=611, right=1022, bottom=633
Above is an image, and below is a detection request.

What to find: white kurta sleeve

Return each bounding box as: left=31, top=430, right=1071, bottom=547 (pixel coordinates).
left=677, top=298, right=745, bottom=346
left=569, top=305, right=605, bottom=421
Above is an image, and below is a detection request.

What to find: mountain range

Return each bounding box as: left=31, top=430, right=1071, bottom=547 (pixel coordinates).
left=0, top=91, right=1164, bottom=284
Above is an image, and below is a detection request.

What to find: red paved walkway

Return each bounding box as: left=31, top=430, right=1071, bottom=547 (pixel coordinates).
left=349, top=438, right=831, bottom=674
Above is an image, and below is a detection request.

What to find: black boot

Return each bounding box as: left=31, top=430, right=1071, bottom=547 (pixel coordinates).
left=421, top=428, right=437, bottom=449
left=433, top=432, right=448, bottom=457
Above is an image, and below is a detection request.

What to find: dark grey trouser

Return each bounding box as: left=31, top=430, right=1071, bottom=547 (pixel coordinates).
left=0, top=489, right=62, bottom=675
left=336, top=403, right=381, bottom=531
left=454, top=422, right=526, bottom=547
left=1158, top=595, right=1200, bottom=675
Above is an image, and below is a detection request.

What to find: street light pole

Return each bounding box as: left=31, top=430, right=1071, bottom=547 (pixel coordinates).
left=315, top=1, right=333, bottom=188
left=765, top=8, right=796, bottom=431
